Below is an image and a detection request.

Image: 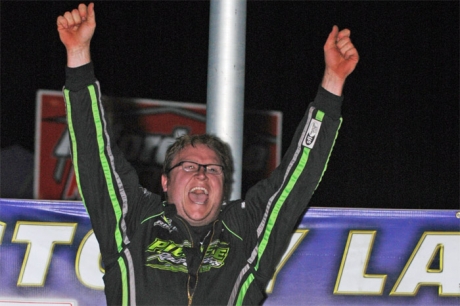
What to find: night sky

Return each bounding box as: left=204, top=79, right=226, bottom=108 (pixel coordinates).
left=1, top=1, right=458, bottom=209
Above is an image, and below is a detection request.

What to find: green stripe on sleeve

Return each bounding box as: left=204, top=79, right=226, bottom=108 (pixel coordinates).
left=118, top=257, right=129, bottom=306
left=236, top=273, right=255, bottom=306
left=255, top=147, right=311, bottom=271
left=88, top=85, right=124, bottom=252
left=235, top=116, right=315, bottom=303
left=234, top=108, right=340, bottom=304
left=64, top=89, right=86, bottom=206
left=256, top=109, right=338, bottom=268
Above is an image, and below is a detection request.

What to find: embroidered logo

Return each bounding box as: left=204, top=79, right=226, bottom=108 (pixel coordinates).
left=200, top=239, right=230, bottom=272
left=303, top=118, right=321, bottom=149
left=153, top=217, right=177, bottom=233
left=145, top=238, right=230, bottom=273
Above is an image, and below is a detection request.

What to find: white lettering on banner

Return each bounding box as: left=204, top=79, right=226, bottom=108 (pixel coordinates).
left=11, top=222, right=77, bottom=286
left=0, top=222, right=6, bottom=244
left=75, top=230, right=104, bottom=289
left=390, top=232, right=460, bottom=296
left=5, top=217, right=459, bottom=298
left=266, top=229, right=309, bottom=293
left=334, top=231, right=387, bottom=295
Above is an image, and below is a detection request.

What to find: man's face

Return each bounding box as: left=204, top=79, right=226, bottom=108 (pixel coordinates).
left=161, top=144, right=225, bottom=226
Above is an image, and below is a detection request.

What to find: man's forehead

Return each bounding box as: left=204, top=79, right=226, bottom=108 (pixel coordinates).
left=174, top=143, right=220, bottom=163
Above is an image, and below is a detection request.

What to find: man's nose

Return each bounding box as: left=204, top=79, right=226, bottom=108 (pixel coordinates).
left=194, top=165, right=208, bottom=178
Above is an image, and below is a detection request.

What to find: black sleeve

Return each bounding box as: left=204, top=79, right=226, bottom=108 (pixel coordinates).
left=63, top=62, right=160, bottom=265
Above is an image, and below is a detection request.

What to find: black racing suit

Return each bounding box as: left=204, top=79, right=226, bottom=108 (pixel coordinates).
left=64, top=62, right=343, bottom=305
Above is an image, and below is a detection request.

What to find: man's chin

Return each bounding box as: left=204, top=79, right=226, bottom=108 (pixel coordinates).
left=184, top=209, right=215, bottom=226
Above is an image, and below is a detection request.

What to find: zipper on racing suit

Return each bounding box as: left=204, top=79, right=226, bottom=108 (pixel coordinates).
left=175, top=217, right=218, bottom=306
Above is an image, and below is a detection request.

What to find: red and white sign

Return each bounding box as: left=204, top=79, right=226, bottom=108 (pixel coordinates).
left=34, top=90, right=282, bottom=200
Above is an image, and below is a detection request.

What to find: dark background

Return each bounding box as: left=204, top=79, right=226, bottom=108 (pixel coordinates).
left=1, top=1, right=458, bottom=209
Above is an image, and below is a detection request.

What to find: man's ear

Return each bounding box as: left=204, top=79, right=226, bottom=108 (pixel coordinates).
left=161, top=174, right=168, bottom=192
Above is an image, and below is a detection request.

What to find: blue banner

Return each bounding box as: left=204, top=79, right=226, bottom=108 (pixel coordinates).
left=0, top=198, right=459, bottom=305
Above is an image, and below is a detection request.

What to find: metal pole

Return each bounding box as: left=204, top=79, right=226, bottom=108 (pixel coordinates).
left=206, top=0, right=247, bottom=200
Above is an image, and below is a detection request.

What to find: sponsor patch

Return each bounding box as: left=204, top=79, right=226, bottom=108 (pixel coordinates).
left=145, top=238, right=229, bottom=273
left=303, top=119, right=322, bottom=149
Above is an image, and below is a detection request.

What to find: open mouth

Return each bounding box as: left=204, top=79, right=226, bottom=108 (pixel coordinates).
left=188, top=186, right=209, bottom=204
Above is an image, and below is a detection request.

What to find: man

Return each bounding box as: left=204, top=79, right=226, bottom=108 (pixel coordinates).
left=57, top=3, right=358, bottom=305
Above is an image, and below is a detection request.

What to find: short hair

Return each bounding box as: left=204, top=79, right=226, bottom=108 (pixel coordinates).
left=163, top=134, right=234, bottom=200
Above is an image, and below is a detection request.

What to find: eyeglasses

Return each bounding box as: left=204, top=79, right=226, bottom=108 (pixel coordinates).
left=166, top=161, right=224, bottom=175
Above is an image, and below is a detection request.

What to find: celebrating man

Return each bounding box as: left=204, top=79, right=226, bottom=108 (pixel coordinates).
left=57, top=3, right=358, bottom=305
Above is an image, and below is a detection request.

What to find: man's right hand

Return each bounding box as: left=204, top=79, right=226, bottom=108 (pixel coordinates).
left=57, top=3, right=95, bottom=67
